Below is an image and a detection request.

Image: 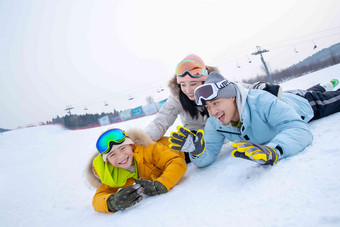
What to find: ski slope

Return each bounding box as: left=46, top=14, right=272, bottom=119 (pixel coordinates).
left=1, top=64, right=340, bottom=227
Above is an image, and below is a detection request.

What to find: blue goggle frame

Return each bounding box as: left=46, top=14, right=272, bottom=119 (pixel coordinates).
left=176, top=60, right=208, bottom=78
left=177, top=70, right=208, bottom=78
left=96, top=128, right=127, bottom=154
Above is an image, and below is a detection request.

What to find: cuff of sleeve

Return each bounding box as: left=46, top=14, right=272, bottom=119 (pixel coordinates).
left=266, top=143, right=284, bottom=159
left=190, top=152, right=203, bottom=159
left=107, top=195, right=118, bottom=213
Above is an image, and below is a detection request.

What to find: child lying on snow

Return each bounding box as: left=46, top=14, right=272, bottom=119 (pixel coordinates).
left=86, top=128, right=187, bottom=213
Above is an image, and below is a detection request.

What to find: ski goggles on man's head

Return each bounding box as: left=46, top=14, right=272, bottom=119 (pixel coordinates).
left=194, top=79, right=231, bottom=106
left=96, top=128, right=127, bottom=154
left=176, top=60, right=208, bottom=78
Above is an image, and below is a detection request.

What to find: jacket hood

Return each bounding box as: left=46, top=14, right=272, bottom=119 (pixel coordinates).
left=85, top=128, right=154, bottom=188
left=168, top=75, right=180, bottom=98
left=233, top=82, right=250, bottom=119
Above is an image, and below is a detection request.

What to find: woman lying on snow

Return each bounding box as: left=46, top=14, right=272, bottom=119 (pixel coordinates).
left=145, top=54, right=282, bottom=164
left=86, top=128, right=187, bottom=213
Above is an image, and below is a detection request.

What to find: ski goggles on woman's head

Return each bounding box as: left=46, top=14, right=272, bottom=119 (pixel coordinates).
left=176, top=60, right=208, bottom=78
left=96, top=128, right=127, bottom=154
left=194, top=79, right=231, bottom=106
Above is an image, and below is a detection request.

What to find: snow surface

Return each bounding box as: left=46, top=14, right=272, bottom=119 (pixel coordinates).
left=1, top=64, right=340, bottom=227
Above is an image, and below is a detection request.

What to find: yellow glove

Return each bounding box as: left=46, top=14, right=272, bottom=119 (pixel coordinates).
left=231, top=140, right=278, bottom=165
left=169, top=126, right=206, bottom=156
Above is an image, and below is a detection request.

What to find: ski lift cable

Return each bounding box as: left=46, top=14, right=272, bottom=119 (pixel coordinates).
left=258, top=26, right=340, bottom=48
left=217, top=27, right=340, bottom=65
left=260, top=31, right=340, bottom=51
left=69, top=28, right=340, bottom=111
left=221, top=31, right=340, bottom=70
left=71, top=79, right=168, bottom=109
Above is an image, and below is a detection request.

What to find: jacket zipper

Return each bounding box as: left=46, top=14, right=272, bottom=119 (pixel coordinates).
left=216, top=129, right=241, bottom=135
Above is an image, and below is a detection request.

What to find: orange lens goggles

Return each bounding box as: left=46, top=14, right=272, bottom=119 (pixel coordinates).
left=176, top=60, right=208, bottom=78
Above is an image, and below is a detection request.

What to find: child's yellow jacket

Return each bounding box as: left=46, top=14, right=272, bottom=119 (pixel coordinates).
left=87, top=129, right=187, bottom=213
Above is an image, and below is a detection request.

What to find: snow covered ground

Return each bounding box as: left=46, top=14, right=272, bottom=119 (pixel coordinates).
left=1, top=64, right=340, bottom=227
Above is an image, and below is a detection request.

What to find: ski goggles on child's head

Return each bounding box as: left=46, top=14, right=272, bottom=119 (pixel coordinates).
left=194, top=79, right=231, bottom=106
left=176, top=60, right=208, bottom=78
left=96, top=128, right=127, bottom=154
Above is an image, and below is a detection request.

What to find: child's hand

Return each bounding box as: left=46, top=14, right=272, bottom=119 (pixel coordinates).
left=135, top=179, right=167, bottom=196
left=107, top=184, right=143, bottom=212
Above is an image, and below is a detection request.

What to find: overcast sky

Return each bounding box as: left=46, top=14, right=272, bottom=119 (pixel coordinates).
left=1, top=0, right=340, bottom=129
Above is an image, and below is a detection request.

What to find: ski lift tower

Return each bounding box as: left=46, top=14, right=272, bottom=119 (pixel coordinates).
left=252, top=46, right=272, bottom=83
left=65, top=105, right=74, bottom=115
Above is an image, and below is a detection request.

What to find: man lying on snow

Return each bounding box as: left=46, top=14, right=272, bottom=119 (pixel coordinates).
left=169, top=72, right=340, bottom=166
left=86, top=128, right=187, bottom=213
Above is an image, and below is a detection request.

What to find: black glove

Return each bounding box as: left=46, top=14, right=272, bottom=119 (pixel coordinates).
left=135, top=179, right=168, bottom=196
left=231, top=140, right=278, bottom=165
left=107, top=184, right=143, bottom=212
left=169, top=126, right=206, bottom=156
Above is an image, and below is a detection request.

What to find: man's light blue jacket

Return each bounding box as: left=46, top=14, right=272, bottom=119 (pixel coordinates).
left=191, top=83, right=314, bottom=167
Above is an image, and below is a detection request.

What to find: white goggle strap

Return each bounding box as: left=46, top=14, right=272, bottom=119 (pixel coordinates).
left=195, top=83, right=218, bottom=105
left=195, top=79, right=230, bottom=105
left=215, top=79, right=230, bottom=89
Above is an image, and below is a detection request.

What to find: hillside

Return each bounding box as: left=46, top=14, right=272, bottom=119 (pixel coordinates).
left=1, top=64, right=340, bottom=226
left=295, top=42, right=340, bottom=67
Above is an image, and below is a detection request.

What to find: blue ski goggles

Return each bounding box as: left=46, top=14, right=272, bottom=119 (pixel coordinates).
left=176, top=60, right=208, bottom=78
left=96, top=128, right=127, bottom=154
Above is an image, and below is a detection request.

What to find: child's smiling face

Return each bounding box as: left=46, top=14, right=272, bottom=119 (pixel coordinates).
left=106, top=144, right=134, bottom=169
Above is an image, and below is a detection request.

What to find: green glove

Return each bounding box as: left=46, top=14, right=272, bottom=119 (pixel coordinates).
left=169, top=126, right=206, bottom=156
left=107, top=184, right=143, bottom=212
left=135, top=179, right=168, bottom=196
left=231, top=140, right=278, bottom=165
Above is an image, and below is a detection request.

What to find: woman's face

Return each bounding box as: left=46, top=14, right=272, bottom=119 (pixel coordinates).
left=179, top=81, right=204, bottom=101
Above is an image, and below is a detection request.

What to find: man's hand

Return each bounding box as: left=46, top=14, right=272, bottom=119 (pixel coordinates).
left=231, top=140, right=278, bottom=165
left=169, top=126, right=205, bottom=156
